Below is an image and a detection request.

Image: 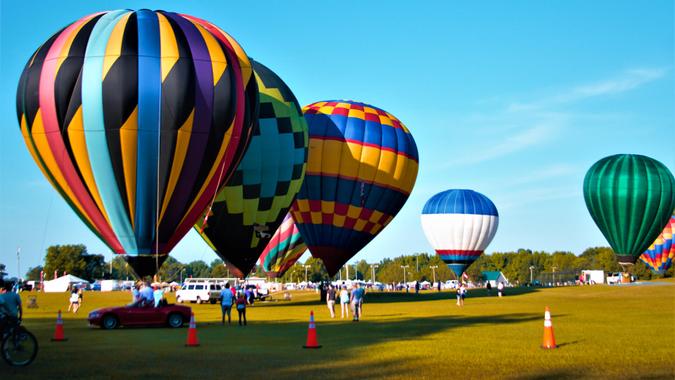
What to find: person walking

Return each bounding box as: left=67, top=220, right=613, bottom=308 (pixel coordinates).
left=497, top=281, right=504, bottom=298
left=340, top=286, right=350, bottom=319
left=326, top=285, right=336, bottom=318
left=350, top=283, right=364, bottom=321
left=68, top=288, right=80, bottom=313
left=236, top=292, right=247, bottom=326
left=486, top=281, right=492, bottom=296
left=460, top=283, right=466, bottom=306
left=415, top=281, right=420, bottom=295
left=220, top=283, right=234, bottom=325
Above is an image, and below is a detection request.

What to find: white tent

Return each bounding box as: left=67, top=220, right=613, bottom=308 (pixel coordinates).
left=43, top=275, right=90, bottom=293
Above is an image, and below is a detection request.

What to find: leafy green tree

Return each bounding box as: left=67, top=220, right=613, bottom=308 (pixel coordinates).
left=25, top=266, right=43, bottom=281
left=43, top=244, right=105, bottom=281
left=184, top=260, right=209, bottom=278
left=110, top=256, right=135, bottom=280
left=153, top=256, right=184, bottom=282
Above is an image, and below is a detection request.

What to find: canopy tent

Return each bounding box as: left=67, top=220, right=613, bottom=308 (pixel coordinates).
left=43, top=275, right=90, bottom=293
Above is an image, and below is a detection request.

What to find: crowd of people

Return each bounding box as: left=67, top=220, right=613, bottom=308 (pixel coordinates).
left=218, top=283, right=260, bottom=326
left=324, top=283, right=365, bottom=321
left=130, top=282, right=168, bottom=308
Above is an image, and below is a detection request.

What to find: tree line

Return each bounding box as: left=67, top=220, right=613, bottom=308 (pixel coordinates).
left=14, top=244, right=672, bottom=284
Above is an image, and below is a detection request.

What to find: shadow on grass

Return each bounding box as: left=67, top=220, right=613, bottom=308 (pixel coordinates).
left=2, top=312, right=540, bottom=379
left=266, top=287, right=541, bottom=307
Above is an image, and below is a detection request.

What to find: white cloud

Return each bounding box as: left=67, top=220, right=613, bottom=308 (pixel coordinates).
left=444, top=121, right=562, bottom=167
left=508, top=67, right=668, bottom=111
left=445, top=67, right=668, bottom=168
left=502, top=163, right=578, bottom=187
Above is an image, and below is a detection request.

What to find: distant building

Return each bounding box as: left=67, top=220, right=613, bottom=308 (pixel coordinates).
left=482, top=271, right=509, bottom=287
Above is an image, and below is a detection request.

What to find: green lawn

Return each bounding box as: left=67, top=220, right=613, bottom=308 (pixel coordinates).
left=3, top=280, right=674, bottom=379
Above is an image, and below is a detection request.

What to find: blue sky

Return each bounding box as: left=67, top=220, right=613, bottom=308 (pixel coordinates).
left=1, top=0, right=673, bottom=277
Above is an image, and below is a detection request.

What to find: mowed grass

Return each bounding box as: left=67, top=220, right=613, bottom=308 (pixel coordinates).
left=3, top=280, right=674, bottom=379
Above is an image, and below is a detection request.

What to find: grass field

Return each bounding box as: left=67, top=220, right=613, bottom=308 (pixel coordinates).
left=2, top=280, right=674, bottom=379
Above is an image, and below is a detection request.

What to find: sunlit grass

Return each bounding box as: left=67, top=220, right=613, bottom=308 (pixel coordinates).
left=3, top=279, right=674, bottom=379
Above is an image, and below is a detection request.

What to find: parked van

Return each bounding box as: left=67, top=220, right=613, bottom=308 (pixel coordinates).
left=176, top=279, right=225, bottom=304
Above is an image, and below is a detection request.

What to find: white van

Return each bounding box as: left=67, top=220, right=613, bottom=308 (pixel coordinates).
left=176, top=280, right=223, bottom=304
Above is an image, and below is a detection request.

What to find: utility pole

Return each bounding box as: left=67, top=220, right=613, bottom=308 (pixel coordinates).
left=370, top=264, right=379, bottom=283
left=401, top=265, right=409, bottom=285
left=552, top=266, right=557, bottom=285
left=430, top=265, right=438, bottom=284
left=345, top=265, right=349, bottom=280
left=529, top=266, right=535, bottom=284
left=303, top=265, right=310, bottom=283
left=354, top=264, right=358, bottom=280
left=416, top=255, right=419, bottom=273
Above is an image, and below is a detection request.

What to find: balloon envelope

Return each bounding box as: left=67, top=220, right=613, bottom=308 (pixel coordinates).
left=639, top=212, right=675, bottom=274
left=16, top=10, right=256, bottom=276
left=583, top=154, right=675, bottom=264
left=259, top=213, right=307, bottom=278
left=421, top=189, right=499, bottom=277
left=290, top=100, right=419, bottom=276
left=196, top=61, right=308, bottom=278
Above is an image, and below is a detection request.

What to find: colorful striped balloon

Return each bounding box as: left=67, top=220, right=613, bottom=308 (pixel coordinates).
left=260, top=213, right=307, bottom=278
left=290, top=100, right=419, bottom=276
left=639, top=212, right=675, bottom=274
left=196, top=60, right=308, bottom=278
left=16, top=10, right=256, bottom=276
left=421, top=189, right=499, bottom=277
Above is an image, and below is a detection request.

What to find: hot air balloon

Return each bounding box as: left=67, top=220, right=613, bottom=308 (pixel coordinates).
left=16, top=10, right=256, bottom=277
left=259, top=213, right=307, bottom=278
left=420, top=189, right=499, bottom=277
left=290, top=100, right=419, bottom=276
left=583, top=154, right=675, bottom=267
left=195, top=60, right=308, bottom=278
left=639, top=212, right=675, bottom=274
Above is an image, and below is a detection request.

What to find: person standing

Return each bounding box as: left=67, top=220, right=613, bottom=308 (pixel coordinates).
left=437, top=281, right=441, bottom=292
left=340, top=286, right=350, bottom=319
left=326, top=285, right=336, bottom=318
left=68, top=288, right=80, bottom=313
left=350, top=283, right=364, bottom=321
left=486, top=281, right=492, bottom=296
left=497, top=282, right=504, bottom=298
left=415, top=281, right=420, bottom=295
left=220, top=283, right=234, bottom=325
left=236, top=292, right=247, bottom=326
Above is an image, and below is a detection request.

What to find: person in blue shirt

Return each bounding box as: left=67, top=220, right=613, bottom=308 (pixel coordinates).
left=0, top=280, right=23, bottom=333
left=220, top=283, right=234, bottom=325
left=153, top=285, right=164, bottom=307
left=139, top=283, right=154, bottom=306
left=350, top=283, right=365, bottom=322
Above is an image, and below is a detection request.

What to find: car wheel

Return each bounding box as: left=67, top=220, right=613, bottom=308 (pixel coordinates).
left=102, top=315, right=119, bottom=330
left=196, top=297, right=202, bottom=304
left=167, top=313, right=184, bottom=328
left=210, top=299, right=216, bottom=305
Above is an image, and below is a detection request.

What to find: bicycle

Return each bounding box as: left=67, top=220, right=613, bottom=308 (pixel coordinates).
left=1, top=317, right=38, bottom=366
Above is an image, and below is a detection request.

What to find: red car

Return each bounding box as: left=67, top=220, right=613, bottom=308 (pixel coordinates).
left=88, top=304, right=192, bottom=329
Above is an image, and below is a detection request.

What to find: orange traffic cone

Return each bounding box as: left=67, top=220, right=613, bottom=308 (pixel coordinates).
left=303, top=310, right=321, bottom=349
left=185, top=312, right=200, bottom=347
left=51, top=310, right=67, bottom=342
left=541, top=306, right=556, bottom=349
